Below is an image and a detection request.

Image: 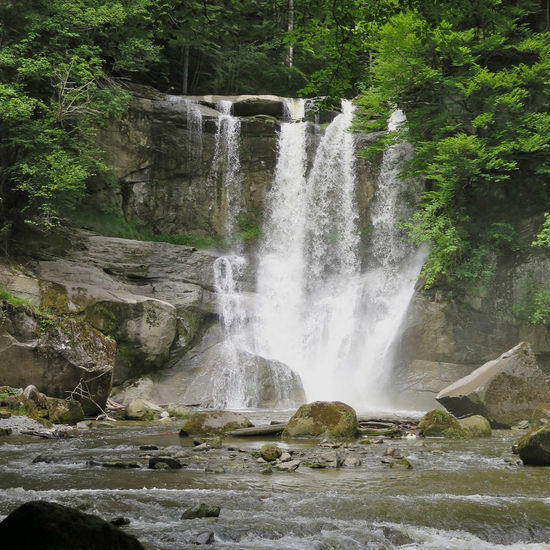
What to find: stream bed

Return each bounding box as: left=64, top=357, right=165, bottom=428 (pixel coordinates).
left=1, top=411, right=550, bottom=549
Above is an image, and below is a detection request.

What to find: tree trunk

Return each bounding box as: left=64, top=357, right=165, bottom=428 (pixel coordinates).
left=286, top=0, right=294, bottom=67
left=182, top=45, right=190, bottom=95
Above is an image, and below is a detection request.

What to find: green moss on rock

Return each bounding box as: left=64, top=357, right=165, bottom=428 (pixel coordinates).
left=530, top=403, right=550, bottom=429
left=419, top=409, right=465, bottom=438
left=517, top=426, right=550, bottom=465
left=458, top=415, right=492, bottom=438
left=179, top=410, right=253, bottom=436
left=282, top=401, right=358, bottom=439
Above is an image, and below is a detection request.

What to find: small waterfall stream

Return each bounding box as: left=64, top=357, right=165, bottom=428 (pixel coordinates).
left=210, top=100, right=242, bottom=237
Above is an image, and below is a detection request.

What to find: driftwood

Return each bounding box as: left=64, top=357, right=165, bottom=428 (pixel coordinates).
left=228, top=423, right=287, bottom=437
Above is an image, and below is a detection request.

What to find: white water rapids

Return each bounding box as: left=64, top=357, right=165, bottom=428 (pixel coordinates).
left=213, top=100, right=425, bottom=410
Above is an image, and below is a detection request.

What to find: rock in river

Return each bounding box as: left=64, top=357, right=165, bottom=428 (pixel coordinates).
left=458, top=415, right=492, bottom=438
left=517, top=426, right=550, bottom=465
left=179, top=410, right=252, bottom=436
left=0, top=501, right=145, bottom=550
left=282, top=401, right=358, bottom=439
left=436, top=342, right=549, bottom=428
left=418, top=410, right=464, bottom=438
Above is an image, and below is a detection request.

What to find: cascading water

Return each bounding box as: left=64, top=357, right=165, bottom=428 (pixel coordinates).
left=210, top=100, right=242, bottom=237
left=246, top=103, right=424, bottom=410
left=211, top=255, right=248, bottom=408
left=208, top=98, right=424, bottom=411
left=184, top=99, right=203, bottom=163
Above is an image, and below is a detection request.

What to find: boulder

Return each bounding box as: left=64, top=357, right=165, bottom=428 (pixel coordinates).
left=304, top=450, right=344, bottom=469
left=517, top=426, right=550, bottom=465
left=458, top=415, right=492, bottom=438
left=125, top=398, right=162, bottom=421
left=418, top=410, right=464, bottom=438
left=179, top=410, right=253, bottom=436
left=436, top=343, right=549, bottom=428
left=0, top=301, right=115, bottom=415
left=232, top=94, right=284, bottom=117
left=181, top=343, right=306, bottom=408
left=47, top=398, right=85, bottom=424
left=181, top=503, right=220, bottom=520
left=530, top=403, right=550, bottom=429
left=282, top=401, right=358, bottom=439
left=0, top=501, right=145, bottom=550
left=148, top=456, right=182, bottom=469
left=259, top=444, right=282, bottom=462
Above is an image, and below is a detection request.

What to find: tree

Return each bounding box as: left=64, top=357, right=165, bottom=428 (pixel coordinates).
left=356, top=1, right=550, bottom=290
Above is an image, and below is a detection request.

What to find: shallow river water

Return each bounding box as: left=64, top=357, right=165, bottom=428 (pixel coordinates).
left=1, top=411, right=550, bottom=550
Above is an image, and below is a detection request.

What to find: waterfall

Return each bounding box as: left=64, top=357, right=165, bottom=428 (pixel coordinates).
left=210, top=100, right=242, bottom=238
left=247, top=103, right=424, bottom=410
left=211, top=255, right=248, bottom=408
left=206, top=99, right=423, bottom=411
left=185, top=99, right=203, bottom=164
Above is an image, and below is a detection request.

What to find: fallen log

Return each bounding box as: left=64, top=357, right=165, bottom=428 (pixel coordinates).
left=228, top=423, right=287, bottom=437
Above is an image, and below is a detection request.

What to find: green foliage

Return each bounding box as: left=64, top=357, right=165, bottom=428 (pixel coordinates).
left=512, top=275, right=550, bottom=325
left=0, top=286, right=34, bottom=309
left=356, top=2, right=550, bottom=290
left=70, top=206, right=223, bottom=249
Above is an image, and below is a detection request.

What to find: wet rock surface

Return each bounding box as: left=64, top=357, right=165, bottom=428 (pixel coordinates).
left=282, top=401, right=358, bottom=439
left=436, top=343, right=549, bottom=428
left=0, top=501, right=145, bottom=550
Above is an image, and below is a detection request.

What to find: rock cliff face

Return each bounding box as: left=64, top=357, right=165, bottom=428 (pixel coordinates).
left=394, top=216, right=550, bottom=408
left=93, top=89, right=376, bottom=238
left=93, top=91, right=285, bottom=236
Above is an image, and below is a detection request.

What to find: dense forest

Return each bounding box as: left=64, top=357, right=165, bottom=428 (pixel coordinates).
left=1, top=0, right=550, bottom=294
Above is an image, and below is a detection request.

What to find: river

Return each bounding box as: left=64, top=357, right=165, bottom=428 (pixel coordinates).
left=1, top=411, right=549, bottom=549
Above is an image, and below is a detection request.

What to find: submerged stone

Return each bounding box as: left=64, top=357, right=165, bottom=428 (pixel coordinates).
left=181, top=503, right=221, bottom=519
left=282, top=401, right=358, bottom=439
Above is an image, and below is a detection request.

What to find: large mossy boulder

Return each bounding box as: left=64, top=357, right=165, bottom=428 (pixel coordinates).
left=436, top=343, right=549, bottom=428
left=179, top=410, right=252, bottom=436
left=0, top=501, right=145, bottom=550
left=458, top=415, right=492, bottom=438
left=418, top=409, right=464, bottom=438
left=282, top=401, right=358, bottom=439
left=517, top=426, right=550, bottom=465
left=0, top=300, right=115, bottom=415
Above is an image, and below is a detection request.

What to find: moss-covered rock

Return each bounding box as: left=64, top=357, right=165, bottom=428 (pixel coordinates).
left=0, top=298, right=115, bottom=415
left=517, top=426, right=550, bottom=465
left=282, top=401, right=358, bottom=439
left=530, top=403, right=550, bottom=429
left=458, top=415, right=492, bottom=438
left=125, top=398, right=162, bottom=421
left=418, top=409, right=465, bottom=438
left=259, top=444, right=282, bottom=462
left=47, top=398, right=84, bottom=424
left=179, top=410, right=252, bottom=436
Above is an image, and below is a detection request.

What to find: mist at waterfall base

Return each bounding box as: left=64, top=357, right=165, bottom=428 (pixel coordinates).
left=214, top=100, right=425, bottom=412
